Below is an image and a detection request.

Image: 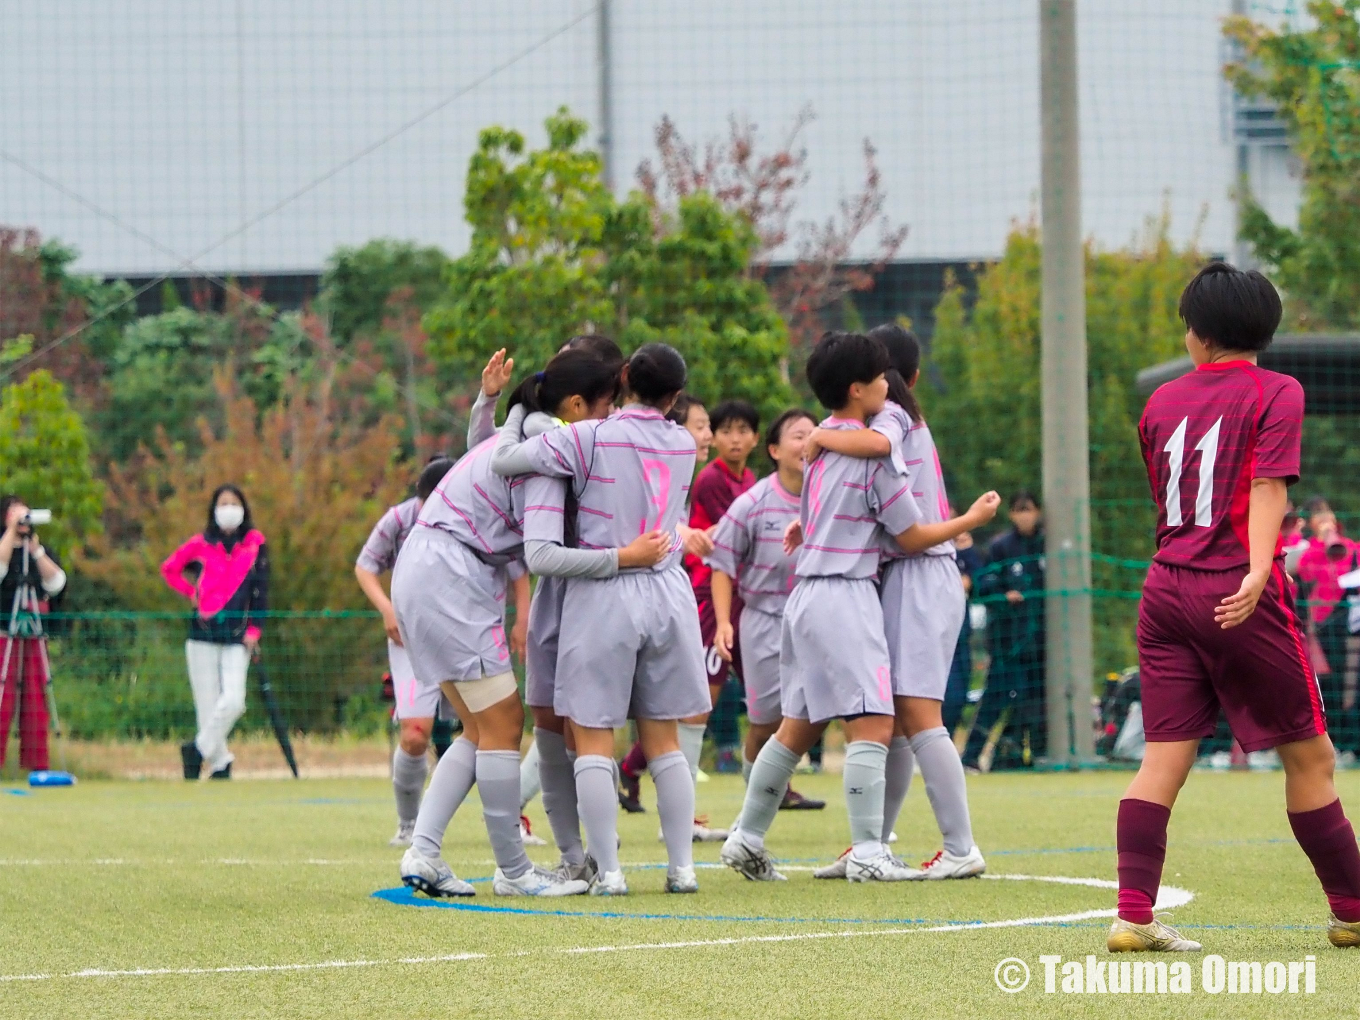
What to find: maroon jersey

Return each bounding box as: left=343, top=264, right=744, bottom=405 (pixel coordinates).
left=684, top=458, right=755, bottom=599
left=1139, top=361, right=1304, bottom=571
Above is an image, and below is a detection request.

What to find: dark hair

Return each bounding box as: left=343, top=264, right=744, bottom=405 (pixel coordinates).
left=561, top=333, right=624, bottom=364
left=417, top=456, right=454, bottom=503
left=666, top=392, right=704, bottom=427
left=805, top=331, right=890, bottom=411
left=1304, top=496, right=1332, bottom=516
left=710, top=399, right=759, bottom=434
left=0, top=494, right=22, bottom=527
left=624, top=343, right=687, bottom=406
left=507, top=348, right=622, bottom=418
left=204, top=484, right=254, bottom=543
left=1177, top=262, right=1282, bottom=353
left=765, top=408, right=817, bottom=451
left=867, top=323, right=925, bottom=425
left=1009, top=490, right=1041, bottom=511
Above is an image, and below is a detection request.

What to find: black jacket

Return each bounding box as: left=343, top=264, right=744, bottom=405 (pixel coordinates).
left=976, top=527, right=1046, bottom=662
left=2, top=545, right=64, bottom=637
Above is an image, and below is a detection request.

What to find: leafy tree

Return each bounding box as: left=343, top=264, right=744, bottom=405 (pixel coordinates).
left=425, top=108, right=794, bottom=424
left=1225, top=2, right=1360, bottom=329
left=923, top=216, right=1201, bottom=671
left=320, top=239, right=452, bottom=344
left=0, top=369, right=104, bottom=554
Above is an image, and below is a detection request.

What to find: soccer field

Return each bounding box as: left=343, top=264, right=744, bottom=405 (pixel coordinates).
left=3, top=769, right=1356, bottom=1019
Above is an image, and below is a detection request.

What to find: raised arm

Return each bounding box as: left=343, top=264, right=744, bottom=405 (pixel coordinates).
left=895, top=492, right=1001, bottom=555
left=468, top=349, right=515, bottom=448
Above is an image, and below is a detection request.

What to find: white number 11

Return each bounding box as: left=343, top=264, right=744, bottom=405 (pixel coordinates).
left=1164, top=416, right=1222, bottom=528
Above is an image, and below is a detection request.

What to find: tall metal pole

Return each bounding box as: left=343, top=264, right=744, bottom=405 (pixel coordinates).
left=597, top=0, right=614, bottom=192
left=1038, top=0, right=1094, bottom=766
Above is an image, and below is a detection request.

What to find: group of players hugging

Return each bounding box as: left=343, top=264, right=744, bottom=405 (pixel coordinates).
left=355, top=262, right=1360, bottom=952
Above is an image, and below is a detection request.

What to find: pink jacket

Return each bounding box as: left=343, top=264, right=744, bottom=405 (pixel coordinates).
left=161, top=530, right=269, bottom=644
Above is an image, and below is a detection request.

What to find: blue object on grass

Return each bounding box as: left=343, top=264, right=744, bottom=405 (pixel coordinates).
left=28, top=770, right=76, bottom=787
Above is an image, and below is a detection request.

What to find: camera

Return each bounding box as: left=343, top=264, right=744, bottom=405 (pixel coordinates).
left=18, top=509, right=52, bottom=530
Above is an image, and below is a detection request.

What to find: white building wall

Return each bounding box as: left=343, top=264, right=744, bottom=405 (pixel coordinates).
left=0, top=0, right=1299, bottom=276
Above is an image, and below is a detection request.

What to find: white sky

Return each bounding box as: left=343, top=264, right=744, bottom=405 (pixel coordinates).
left=0, top=0, right=1257, bottom=276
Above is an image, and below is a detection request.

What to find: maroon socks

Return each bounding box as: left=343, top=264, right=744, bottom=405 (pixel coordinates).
left=1116, top=797, right=1171, bottom=925
left=1288, top=798, right=1360, bottom=923
left=620, top=741, right=648, bottom=780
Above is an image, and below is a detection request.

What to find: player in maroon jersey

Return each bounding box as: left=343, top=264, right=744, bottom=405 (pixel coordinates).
left=1109, top=262, right=1360, bottom=952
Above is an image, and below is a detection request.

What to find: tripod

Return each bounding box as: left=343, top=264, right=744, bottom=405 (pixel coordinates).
left=0, top=540, right=68, bottom=776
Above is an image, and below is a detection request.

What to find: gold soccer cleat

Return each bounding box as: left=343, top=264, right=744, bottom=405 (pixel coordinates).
left=1328, top=914, right=1360, bottom=948
left=1107, top=916, right=1202, bottom=953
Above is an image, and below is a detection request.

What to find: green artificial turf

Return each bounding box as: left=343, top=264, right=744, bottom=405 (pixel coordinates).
left=2, top=768, right=1356, bottom=1018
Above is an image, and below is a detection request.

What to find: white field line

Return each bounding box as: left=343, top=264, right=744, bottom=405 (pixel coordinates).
left=0, top=875, right=1193, bottom=984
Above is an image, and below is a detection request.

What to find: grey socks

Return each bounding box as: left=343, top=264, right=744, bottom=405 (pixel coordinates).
left=910, top=726, right=974, bottom=856
left=678, top=722, right=707, bottom=782
left=574, top=754, right=621, bottom=874
left=519, top=739, right=542, bottom=810
left=844, top=740, right=888, bottom=860
left=881, top=735, right=914, bottom=843
left=650, top=750, right=695, bottom=872
left=534, top=728, right=584, bottom=866
left=392, top=747, right=428, bottom=825
left=477, top=749, right=532, bottom=880
left=736, top=738, right=800, bottom=849
left=412, top=736, right=477, bottom=859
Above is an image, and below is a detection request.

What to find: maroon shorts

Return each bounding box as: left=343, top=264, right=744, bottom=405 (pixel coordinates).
left=697, top=596, right=742, bottom=689
left=1138, top=561, right=1326, bottom=753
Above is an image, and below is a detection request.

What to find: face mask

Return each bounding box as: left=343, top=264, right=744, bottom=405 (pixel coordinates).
left=214, top=505, right=245, bottom=532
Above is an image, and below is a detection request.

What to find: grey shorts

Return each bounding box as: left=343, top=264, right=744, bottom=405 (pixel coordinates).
left=738, top=607, right=783, bottom=725
left=780, top=577, right=893, bottom=724
left=880, top=556, right=966, bottom=701
left=525, top=575, right=566, bottom=709
left=554, top=566, right=710, bottom=729
left=391, top=530, right=513, bottom=685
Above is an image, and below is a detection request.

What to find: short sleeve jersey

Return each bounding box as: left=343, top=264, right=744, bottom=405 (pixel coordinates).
left=685, top=458, right=756, bottom=598
left=519, top=404, right=697, bottom=572
left=705, top=474, right=802, bottom=614
left=796, top=417, right=922, bottom=579
left=356, top=496, right=421, bottom=574
left=1139, top=361, right=1304, bottom=571
left=417, top=437, right=526, bottom=566
left=870, top=400, right=955, bottom=560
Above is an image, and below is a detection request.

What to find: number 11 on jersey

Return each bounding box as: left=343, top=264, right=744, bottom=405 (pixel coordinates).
left=1163, top=416, right=1222, bottom=528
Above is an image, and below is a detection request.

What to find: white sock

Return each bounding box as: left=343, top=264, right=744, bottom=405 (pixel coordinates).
left=650, top=751, right=695, bottom=872
left=412, top=737, right=476, bottom=859
left=519, top=739, right=542, bottom=810
left=881, top=736, right=913, bottom=843
left=678, top=722, right=707, bottom=783
left=910, top=726, right=975, bottom=856
left=392, top=747, right=429, bottom=826
left=574, top=755, right=620, bottom=874
left=534, top=728, right=584, bottom=866
left=844, top=740, right=888, bottom=860
left=736, top=738, right=799, bottom=848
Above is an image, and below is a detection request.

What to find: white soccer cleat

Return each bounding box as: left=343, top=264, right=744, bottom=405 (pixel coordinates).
left=664, top=865, right=699, bottom=894
left=693, top=820, right=729, bottom=842
left=719, top=832, right=787, bottom=882
left=400, top=846, right=475, bottom=897
left=589, top=868, right=630, bottom=896
left=520, top=815, right=548, bottom=846
left=813, top=847, right=852, bottom=880
left=1107, top=915, right=1202, bottom=953
left=492, top=864, right=588, bottom=897
left=388, top=821, right=415, bottom=847
left=846, top=849, right=924, bottom=882
left=916, top=845, right=986, bottom=880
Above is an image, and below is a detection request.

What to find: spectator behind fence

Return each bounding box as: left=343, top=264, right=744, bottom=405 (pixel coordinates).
left=161, top=485, right=270, bottom=781
left=1296, top=508, right=1360, bottom=756
left=942, top=520, right=984, bottom=735
left=961, top=491, right=1047, bottom=770
left=0, top=495, right=68, bottom=773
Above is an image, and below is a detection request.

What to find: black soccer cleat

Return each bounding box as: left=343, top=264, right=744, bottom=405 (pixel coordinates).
left=779, top=786, right=825, bottom=810
left=180, top=741, right=203, bottom=781
left=209, top=763, right=232, bottom=780
left=618, top=769, right=646, bottom=814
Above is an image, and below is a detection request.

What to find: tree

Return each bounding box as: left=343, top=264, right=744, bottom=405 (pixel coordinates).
left=0, top=369, right=104, bottom=555
left=424, top=108, right=795, bottom=424
left=320, top=239, right=452, bottom=345
left=1225, top=2, right=1360, bottom=329
left=923, top=216, right=1202, bottom=671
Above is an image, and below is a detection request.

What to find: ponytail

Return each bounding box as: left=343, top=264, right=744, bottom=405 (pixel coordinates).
left=868, top=323, right=925, bottom=426
left=507, top=348, right=621, bottom=418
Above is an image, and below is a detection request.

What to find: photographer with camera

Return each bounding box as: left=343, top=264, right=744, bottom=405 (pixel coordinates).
left=0, top=496, right=67, bottom=773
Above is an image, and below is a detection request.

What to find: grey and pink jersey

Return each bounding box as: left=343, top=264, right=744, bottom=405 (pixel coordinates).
left=416, top=437, right=526, bottom=566
left=795, top=417, right=921, bottom=579
left=519, top=404, right=696, bottom=572
left=356, top=496, right=422, bottom=574
left=871, top=400, right=954, bottom=559
left=706, top=474, right=802, bottom=614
